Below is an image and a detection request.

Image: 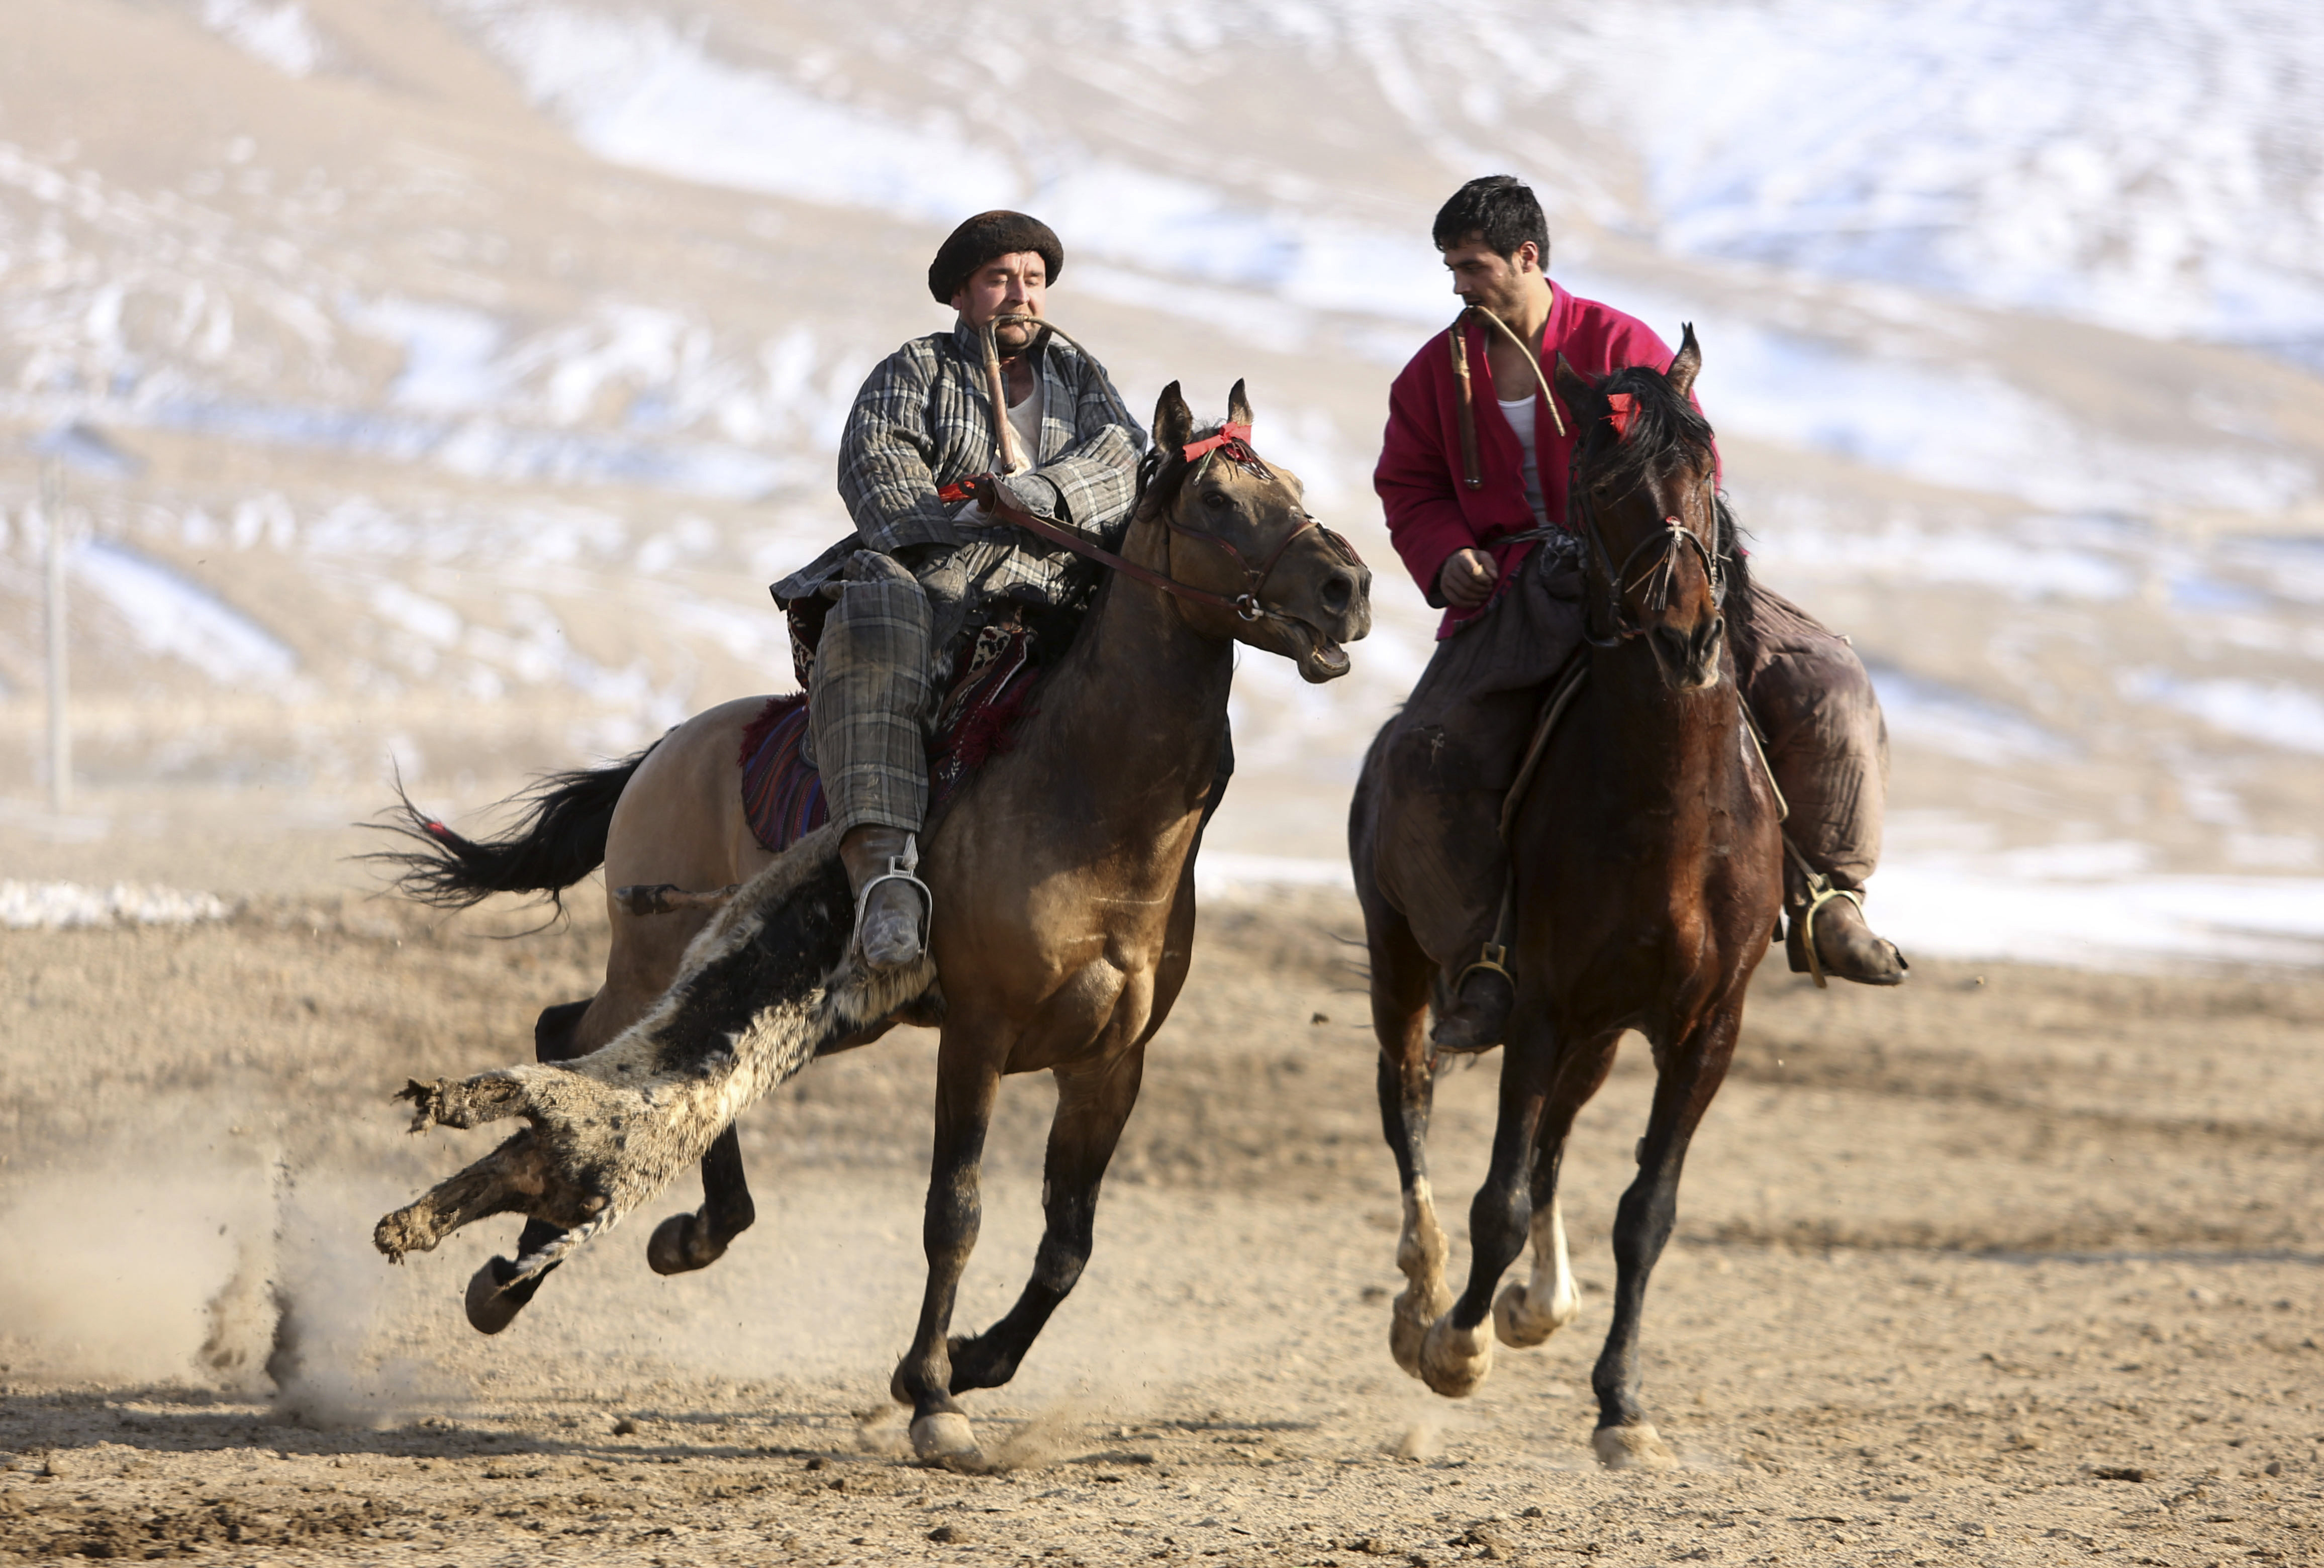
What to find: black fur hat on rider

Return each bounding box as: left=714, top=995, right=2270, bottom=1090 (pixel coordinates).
left=928, top=211, right=1063, bottom=305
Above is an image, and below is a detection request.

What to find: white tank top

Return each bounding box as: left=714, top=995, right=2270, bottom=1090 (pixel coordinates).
left=1004, top=376, right=1044, bottom=475
left=1499, top=394, right=1546, bottom=525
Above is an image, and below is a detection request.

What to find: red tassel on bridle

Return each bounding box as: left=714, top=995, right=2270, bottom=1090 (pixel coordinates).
left=1181, top=421, right=1262, bottom=470
left=1606, top=393, right=1638, bottom=441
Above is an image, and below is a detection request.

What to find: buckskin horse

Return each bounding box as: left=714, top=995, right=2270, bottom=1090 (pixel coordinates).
left=1349, top=328, right=1782, bottom=1469
left=371, top=381, right=1370, bottom=1468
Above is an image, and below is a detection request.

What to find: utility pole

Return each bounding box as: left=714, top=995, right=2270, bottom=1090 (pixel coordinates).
left=41, top=453, right=70, bottom=813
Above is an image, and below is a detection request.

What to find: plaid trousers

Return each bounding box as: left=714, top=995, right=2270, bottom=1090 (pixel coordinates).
left=807, top=551, right=936, bottom=837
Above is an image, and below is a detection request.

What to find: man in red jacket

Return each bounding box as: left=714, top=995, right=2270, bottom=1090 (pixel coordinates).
left=1365, top=175, right=1904, bottom=1050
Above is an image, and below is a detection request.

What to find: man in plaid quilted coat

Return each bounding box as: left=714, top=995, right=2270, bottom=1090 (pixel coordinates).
left=772, top=211, right=1147, bottom=971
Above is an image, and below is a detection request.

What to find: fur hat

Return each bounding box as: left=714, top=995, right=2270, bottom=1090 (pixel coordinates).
left=928, top=211, right=1064, bottom=305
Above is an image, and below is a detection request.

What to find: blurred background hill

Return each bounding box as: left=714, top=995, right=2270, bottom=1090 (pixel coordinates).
left=6, top=0, right=2324, bottom=965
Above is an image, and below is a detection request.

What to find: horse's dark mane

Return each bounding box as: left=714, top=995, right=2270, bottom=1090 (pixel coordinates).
left=1716, top=494, right=1758, bottom=671
left=1588, top=363, right=1715, bottom=498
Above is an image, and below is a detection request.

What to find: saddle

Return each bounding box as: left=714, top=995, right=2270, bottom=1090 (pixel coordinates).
left=737, top=619, right=1047, bottom=856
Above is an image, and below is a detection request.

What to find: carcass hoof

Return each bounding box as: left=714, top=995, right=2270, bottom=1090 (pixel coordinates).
left=910, top=1412, right=985, bottom=1472
left=647, top=1212, right=727, bottom=1276
left=464, top=1257, right=526, bottom=1336
left=1417, top=1313, right=1493, bottom=1399
left=1389, top=1281, right=1449, bottom=1379
left=1592, top=1422, right=1677, bottom=1471
left=1492, top=1281, right=1578, bottom=1349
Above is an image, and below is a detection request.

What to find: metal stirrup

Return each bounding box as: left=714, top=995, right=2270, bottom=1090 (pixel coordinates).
left=1792, top=869, right=1863, bottom=992
left=853, top=833, right=933, bottom=953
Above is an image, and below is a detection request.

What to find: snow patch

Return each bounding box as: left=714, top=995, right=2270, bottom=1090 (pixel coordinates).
left=1, top=880, right=232, bottom=930
left=2122, top=669, right=2324, bottom=755
left=71, top=540, right=298, bottom=687
left=199, top=0, right=326, bottom=78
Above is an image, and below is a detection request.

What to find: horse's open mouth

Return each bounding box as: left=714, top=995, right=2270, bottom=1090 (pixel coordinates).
left=1292, top=624, right=1352, bottom=683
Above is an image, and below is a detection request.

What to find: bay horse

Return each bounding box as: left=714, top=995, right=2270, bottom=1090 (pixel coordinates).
left=1348, top=328, right=1782, bottom=1469
left=377, top=381, right=1370, bottom=1466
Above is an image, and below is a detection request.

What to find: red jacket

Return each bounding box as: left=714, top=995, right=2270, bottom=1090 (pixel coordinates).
left=1375, top=283, right=1698, bottom=637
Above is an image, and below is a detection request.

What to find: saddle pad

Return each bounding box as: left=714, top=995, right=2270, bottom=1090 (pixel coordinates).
left=738, top=696, right=825, bottom=854
left=739, top=624, right=1043, bottom=855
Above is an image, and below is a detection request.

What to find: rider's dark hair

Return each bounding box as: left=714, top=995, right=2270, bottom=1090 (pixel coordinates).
left=1432, top=175, right=1550, bottom=268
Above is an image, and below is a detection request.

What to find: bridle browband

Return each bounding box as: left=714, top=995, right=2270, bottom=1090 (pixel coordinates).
left=956, top=313, right=1359, bottom=624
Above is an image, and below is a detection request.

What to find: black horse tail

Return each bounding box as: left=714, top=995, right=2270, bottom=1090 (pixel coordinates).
left=365, top=739, right=661, bottom=912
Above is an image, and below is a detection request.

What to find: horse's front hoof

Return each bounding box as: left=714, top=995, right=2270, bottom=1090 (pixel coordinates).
left=1390, top=1281, right=1450, bottom=1378
left=910, top=1412, right=985, bottom=1471
left=1417, top=1313, right=1493, bottom=1398
left=464, top=1258, right=525, bottom=1335
left=646, top=1212, right=727, bottom=1276
left=1492, top=1281, right=1579, bottom=1348
left=1592, top=1422, right=1677, bottom=1471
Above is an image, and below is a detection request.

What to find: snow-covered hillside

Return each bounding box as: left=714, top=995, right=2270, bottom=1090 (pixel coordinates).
left=4, top=0, right=2323, bottom=964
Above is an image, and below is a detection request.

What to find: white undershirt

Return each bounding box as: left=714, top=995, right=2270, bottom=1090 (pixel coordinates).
left=1004, top=376, right=1044, bottom=475
left=954, top=374, right=1046, bottom=522
left=1499, top=394, right=1546, bottom=525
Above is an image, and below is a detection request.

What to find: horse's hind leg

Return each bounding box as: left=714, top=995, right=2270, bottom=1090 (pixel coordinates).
left=1592, top=1003, right=1743, bottom=1471
left=1415, top=1020, right=1556, bottom=1399
left=1495, top=1030, right=1620, bottom=1348
left=647, top=1126, right=756, bottom=1275
left=465, top=998, right=594, bottom=1335
left=1366, top=899, right=1450, bottom=1380
left=948, top=1046, right=1145, bottom=1395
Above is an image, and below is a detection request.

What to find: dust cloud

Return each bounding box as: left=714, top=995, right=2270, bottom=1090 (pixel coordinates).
left=0, top=1130, right=459, bottom=1429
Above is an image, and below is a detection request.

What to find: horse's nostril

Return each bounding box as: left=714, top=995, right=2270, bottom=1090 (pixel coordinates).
left=1321, top=573, right=1353, bottom=615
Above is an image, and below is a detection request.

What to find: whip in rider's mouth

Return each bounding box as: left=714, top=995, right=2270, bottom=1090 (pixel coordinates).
left=1372, top=175, right=1908, bottom=1050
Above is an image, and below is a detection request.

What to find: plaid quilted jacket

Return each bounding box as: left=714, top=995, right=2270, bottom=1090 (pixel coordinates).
left=771, top=318, right=1147, bottom=612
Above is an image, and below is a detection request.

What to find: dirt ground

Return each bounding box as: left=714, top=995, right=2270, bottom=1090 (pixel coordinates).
left=3, top=873, right=2321, bottom=1567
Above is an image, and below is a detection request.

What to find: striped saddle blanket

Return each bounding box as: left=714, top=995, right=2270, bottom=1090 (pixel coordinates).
left=737, top=622, right=1042, bottom=855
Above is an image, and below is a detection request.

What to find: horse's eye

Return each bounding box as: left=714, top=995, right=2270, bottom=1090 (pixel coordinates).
left=1203, top=489, right=1234, bottom=513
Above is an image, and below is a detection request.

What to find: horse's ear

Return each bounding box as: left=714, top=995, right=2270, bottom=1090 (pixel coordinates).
left=1153, top=380, right=1194, bottom=455
left=1667, top=323, right=1701, bottom=401
left=1227, top=377, right=1254, bottom=429
left=1554, top=353, right=1602, bottom=424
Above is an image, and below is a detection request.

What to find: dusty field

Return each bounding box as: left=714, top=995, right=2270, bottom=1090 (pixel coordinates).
left=3, top=880, right=2321, bottom=1567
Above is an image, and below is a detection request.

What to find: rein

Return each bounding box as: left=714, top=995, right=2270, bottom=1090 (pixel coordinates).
left=961, top=473, right=1312, bottom=623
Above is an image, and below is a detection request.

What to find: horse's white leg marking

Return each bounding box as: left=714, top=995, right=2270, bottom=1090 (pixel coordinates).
left=1493, top=1195, right=1582, bottom=1348
left=1592, top=1421, right=1677, bottom=1471
left=1390, top=1178, right=1453, bottom=1378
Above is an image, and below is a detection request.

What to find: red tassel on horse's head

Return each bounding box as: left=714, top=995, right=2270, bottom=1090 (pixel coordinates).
left=1181, top=421, right=1254, bottom=464
left=1606, top=393, right=1637, bottom=441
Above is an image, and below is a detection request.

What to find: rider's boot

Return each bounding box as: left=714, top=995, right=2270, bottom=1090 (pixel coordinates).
left=839, top=824, right=930, bottom=970
left=1431, top=951, right=1515, bottom=1053
left=1786, top=888, right=1907, bottom=987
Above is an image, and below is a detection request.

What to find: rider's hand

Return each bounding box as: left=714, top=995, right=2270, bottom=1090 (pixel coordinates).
left=996, top=471, right=1062, bottom=520
left=1438, top=547, right=1499, bottom=608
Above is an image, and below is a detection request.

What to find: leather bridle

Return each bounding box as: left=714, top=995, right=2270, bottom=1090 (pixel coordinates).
left=952, top=311, right=1359, bottom=624
left=963, top=463, right=1335, bottom=625
left=1565, top=453, right=1726, bottom=649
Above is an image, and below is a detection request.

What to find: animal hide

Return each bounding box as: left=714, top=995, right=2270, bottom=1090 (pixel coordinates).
left=372, top=825, right=932, bottom=1280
